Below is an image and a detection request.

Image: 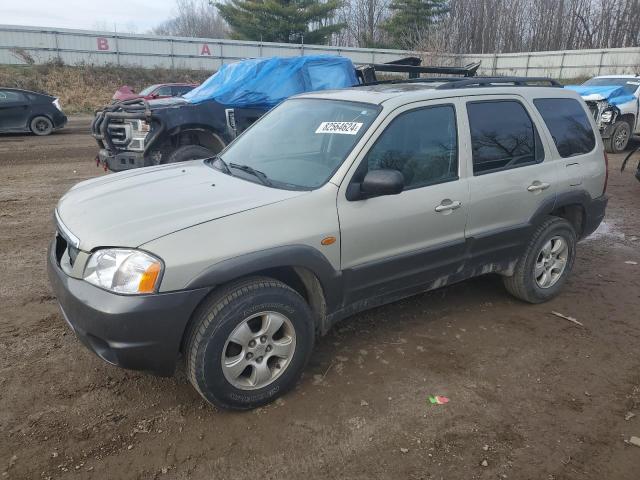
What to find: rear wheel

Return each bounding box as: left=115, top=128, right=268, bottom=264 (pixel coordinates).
left=164, top=145, right=215, bottom=164
left=186, top=277, right=315, bottom=410
left=30, top=116, right=53, bottom=136
left=604, top=120, right=631, bottom=153
left=503, top=217, right=577, bottom=303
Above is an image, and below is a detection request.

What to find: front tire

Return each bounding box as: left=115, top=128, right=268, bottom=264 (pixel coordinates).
left=186, top=277, right=315, bottom=410
left=30, top=116, right=53, bottom=136
left=503, top=217, right=577, bottom=303
left=604, top=120, right=631, bottom=153
left=164, top=145, right=215, bottom=164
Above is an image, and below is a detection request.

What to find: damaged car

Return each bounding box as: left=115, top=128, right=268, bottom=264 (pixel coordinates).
left=566, top=75, right=640, bottom=153
left=91, top=55, right=479, bottom=171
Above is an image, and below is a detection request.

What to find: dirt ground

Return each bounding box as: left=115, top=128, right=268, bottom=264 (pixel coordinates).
left=1, top=117, right=639, bottom=480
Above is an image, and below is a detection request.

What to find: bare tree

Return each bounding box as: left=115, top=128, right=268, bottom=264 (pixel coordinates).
left=333, top=0, right=392, bottom=47
left=153, top=0, right=228, bottom=38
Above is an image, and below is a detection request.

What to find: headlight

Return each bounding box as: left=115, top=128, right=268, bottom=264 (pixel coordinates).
left=600, top=110, right=614, bottom=123
left=83, top=249, right=162, bottom=294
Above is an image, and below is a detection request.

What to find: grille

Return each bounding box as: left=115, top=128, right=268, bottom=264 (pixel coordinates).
left=107, top=123, right=132, bottom=145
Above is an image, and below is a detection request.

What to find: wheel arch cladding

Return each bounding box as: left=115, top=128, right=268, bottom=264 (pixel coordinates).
left=530, top=190, right=592, bottom=238
left=184, top=245, right=343, bottom=331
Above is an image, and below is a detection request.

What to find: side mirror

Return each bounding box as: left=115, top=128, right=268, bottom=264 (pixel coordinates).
left=348, top=169, right=404, bottom=200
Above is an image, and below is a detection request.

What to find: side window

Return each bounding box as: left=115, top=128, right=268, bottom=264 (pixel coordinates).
left=533, top=98, right=596, bottom=157
left=359, top=105, right=458, bottom=189
left=154, top=86, right=172, bottom=96
left=0, top=90, right=23, bottom=102
left=467, top=100, right=544, bottom=175
left=172, top=86, right=193, bottom=96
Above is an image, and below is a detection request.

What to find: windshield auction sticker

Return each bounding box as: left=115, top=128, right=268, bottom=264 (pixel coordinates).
left=316, top=122, right=363, bottom=135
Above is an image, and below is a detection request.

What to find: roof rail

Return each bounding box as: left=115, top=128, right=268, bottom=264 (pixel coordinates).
left=435, top=76, right=562, bottom=89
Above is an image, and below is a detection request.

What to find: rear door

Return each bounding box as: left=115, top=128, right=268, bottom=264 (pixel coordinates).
left=0, top=90, right=29, bottom=131
left=462, top=95, right=557, bottom=267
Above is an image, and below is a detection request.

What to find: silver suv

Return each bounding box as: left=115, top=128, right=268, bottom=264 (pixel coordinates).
left=48, top=77, right=608, bottom=409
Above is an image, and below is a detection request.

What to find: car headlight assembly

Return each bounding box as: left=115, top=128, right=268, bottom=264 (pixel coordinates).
left=600, top=110, right=614, bottom=123
left=83, top=249, right=163, bottom=295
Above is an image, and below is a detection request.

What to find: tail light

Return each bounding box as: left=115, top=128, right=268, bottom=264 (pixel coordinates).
left=603, top=151, right=609, bottom=195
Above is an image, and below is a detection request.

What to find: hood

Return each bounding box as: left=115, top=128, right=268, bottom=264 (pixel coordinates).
left=565, top=85, right=635, bottom=105
left=56, top=160, right=305, bottom=251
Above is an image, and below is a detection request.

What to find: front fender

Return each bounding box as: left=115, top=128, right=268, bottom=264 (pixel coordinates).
left=184, top=245, right=344, bottom=311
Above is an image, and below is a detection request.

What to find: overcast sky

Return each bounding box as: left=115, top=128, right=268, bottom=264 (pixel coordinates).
left=1, top=0, right=177, bottom=33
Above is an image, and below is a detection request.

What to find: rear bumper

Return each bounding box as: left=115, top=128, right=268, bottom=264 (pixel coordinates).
left=98, top=148, right=146, bottom=172
left=582, top=194, right=608, bottom=238
left=47, top=242, right=210, bottom=376
left=53, top=114, right=67, bottom=130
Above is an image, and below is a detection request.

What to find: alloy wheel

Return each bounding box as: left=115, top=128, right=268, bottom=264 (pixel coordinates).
left=221, top=311, right=296, bottom=390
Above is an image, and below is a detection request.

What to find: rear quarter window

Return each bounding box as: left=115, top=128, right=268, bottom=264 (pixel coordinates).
left=533, top=98, right=596, bottom=157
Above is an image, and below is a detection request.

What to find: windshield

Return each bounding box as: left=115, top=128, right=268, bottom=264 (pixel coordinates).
left=583, top=77, right=640, bottom=95
left=139, top=84, right=161, bottom=96
left=214, top=98, right=379, bottom=189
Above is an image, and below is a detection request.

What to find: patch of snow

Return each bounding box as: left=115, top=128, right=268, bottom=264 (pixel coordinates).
left=585, top=219, right=625, bottom=241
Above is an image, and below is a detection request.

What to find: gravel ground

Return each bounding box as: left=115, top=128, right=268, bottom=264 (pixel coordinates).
left=1, top=117, right=639, bottom=480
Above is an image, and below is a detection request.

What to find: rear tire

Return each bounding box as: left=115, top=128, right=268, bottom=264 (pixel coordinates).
left=186, top=277, right=315, bottom=410
left=30, top=116, right=53, bottom=136
left=164, top=145, right=215, bottom=164
left=604, top=120, right=631, bottom=153
left=502, top=217, right=577, bottom=303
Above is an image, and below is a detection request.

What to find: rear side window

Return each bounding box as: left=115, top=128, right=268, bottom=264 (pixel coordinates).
left=467, top=100, right=544, bottom=175
left=172, top=85, right=194, bottom=96
left=360, top=105, right=458, bottom=189
left=0, top=90, right=25, bottom=102
left=533, top=98, right=596, bottom=157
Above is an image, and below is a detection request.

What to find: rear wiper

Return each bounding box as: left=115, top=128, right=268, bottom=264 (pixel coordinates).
left=229, top=163, right=272, bottom=186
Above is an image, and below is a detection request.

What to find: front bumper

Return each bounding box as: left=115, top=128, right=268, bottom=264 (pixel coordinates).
left=582, top=195, right=608, bottom=239
left=47, top=241, right=210, bottom=376
left=98, top=148, right=146, bottom=172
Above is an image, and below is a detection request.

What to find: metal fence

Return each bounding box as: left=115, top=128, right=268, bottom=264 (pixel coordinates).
left=2, top=24, right=640, bottom=79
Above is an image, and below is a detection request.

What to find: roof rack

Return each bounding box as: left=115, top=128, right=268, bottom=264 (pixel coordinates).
left=435, top=76, right=563, bottom=89
left=356, top=58, right=480, bottom=84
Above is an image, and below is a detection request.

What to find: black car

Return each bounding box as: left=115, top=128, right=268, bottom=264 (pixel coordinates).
left=92, top=58, right=479, bottom=172
left=0, top=88, right=67, bottom=135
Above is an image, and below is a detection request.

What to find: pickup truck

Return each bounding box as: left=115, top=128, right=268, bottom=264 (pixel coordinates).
left=567, top=75, right=640, bottom=153
left=91, top=56, right=479, bottom=171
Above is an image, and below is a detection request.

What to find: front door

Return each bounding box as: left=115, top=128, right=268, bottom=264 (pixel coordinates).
left=337, top=100, right=470, bottom=305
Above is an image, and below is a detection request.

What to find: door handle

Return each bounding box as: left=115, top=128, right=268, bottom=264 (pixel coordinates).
left=527, top=181, right=550, bottom=192
left=435, top=199, right=462, bottom=213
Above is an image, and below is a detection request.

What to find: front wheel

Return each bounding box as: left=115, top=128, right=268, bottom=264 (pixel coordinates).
left=503, top=217, right=577, bottom=303
left=164, top=145, right=215, bottom=164
left=185, top=277, right=315, bottom=410
left=604, top=120, right=631, bottom=153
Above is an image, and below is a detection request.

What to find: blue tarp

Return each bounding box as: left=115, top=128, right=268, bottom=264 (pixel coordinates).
left=183, top=55, right=358, bottom=109
left=565, top=85, right=636, bottom=106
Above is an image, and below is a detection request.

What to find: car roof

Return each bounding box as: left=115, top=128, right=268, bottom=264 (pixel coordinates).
left=592, top=75, right=640, bottom=79
left=297, top=81, right=579, bottom=108
left=0, top=87, right=44, bottom=95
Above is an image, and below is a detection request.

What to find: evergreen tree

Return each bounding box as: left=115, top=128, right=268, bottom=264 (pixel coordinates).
left=383, top=0, right=449, bottom=48
left=215, top=0, right=345, bottom=44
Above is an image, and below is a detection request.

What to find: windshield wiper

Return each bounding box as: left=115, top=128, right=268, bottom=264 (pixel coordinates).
left=210, top=155, right=231, bottom=174
left=229, top=163, right=272, bottom=186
